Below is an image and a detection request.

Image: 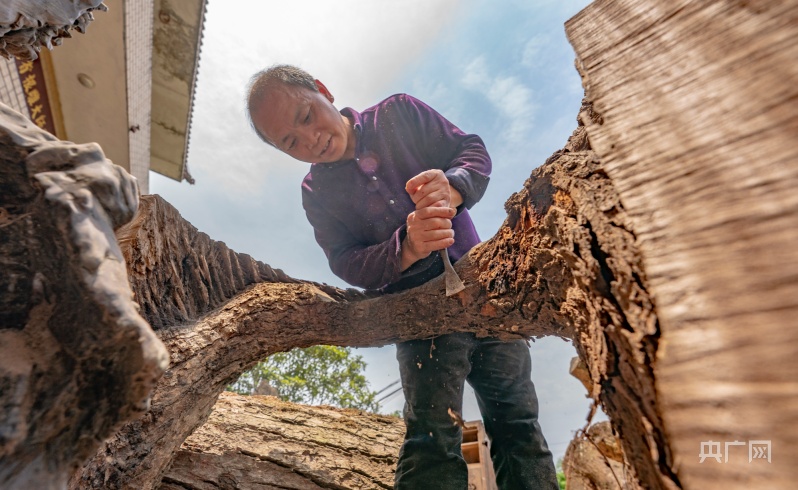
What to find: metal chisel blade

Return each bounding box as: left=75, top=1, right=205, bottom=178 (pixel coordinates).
left=441, top=248, right=465, bottom=296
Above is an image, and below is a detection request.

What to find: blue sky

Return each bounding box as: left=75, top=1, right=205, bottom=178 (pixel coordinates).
left=151, top=0, right=597, bottom=463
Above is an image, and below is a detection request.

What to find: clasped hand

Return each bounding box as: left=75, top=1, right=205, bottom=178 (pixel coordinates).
left=400, top=169, right=461, bottom=270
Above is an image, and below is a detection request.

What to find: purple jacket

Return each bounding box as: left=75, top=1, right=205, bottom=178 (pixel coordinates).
left=301, top=94, right=491, bottom=290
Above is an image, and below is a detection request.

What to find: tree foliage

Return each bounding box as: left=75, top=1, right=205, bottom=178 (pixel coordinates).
left=556, top=458, right=566, bottom=490
left=229, top=345, right=380, bottom=412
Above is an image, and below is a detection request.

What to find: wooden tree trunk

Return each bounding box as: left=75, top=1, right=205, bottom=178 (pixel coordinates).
left=0, top=103, right=168, bottom=490
left=563, top=422, right=636, bottom=490
left=566, top=1, right=798, bottom=488
left=159, top=392, right=404, bottom=490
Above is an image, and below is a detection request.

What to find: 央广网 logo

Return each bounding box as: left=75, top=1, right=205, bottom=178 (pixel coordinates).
left=699, top=440, right=771, bottom=463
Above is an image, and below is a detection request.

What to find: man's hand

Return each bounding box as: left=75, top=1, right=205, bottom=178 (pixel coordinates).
left=405, top=169, right=463, bottom=209
left=400, top=169, right=463, bottom=271
left=401, top=206, right=455, bottom=270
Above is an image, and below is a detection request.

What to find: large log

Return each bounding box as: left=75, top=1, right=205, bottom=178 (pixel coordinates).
left=563, top=421, right=636, bottom=490
left=159, top=392, right=404, bottom=490
left=566, top=1, right=798, bottom=488
left=0, top=103, right=168, bottom=489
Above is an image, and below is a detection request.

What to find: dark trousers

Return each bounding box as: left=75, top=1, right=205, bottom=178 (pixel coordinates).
left=394, top=332, right=558, bottom=490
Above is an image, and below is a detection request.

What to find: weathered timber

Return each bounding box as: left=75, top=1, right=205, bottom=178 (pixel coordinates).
left=0, top=102, right=168, bottom=489
left=159, top=392, right=404, bottom=490
left=563, top=422, right=637, bottom=490
left=0, top=0, right=107, bottom=60
left=566, top=0, right=798, bottom=488
left=114, top=193, right=334, bottom=331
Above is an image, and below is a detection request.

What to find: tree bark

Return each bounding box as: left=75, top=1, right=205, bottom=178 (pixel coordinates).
left=158, top=392, right=404, bottom=490
left=0, top=102, right=168, bottom=489
left=563, top=422, right=637, bottom=490
left=0, top=0, right=107, bottom=60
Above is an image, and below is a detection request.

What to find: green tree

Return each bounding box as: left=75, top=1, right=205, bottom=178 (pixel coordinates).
left=229, top=345, right=380, bottom=412
left=556, top=457, right=566, bottom=490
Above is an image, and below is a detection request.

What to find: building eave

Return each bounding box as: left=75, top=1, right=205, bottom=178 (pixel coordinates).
left=149, top=0, right=208, bottom=184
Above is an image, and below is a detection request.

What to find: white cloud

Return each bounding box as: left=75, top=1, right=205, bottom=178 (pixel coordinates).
left=461, top=56, right=537, bottom=144
left=520, top=33, right=550, bottom=68
left=187, top=0, right=462, bottom=197
left=199, top=0, right=463, bottom=109
left=462, top=56, right=490, bottom=90
left=487, top=76, right=537, bottom=142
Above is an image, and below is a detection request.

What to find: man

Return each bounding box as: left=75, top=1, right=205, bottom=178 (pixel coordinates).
left=247, top=64, right=558, bottom=489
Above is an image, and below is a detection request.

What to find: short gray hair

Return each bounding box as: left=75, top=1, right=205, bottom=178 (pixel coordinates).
left=246, top=64, right=318, bottom=145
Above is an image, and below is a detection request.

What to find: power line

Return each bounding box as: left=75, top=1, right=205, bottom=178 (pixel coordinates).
left=374, top=379, right=400, bottom=396
left=377, top=386, right=403, bottom=404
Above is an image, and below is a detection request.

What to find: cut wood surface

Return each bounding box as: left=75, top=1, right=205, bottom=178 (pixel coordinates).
left=566, top=1, right=798, bottom=488
left=159, top=392, right=404, bottom=490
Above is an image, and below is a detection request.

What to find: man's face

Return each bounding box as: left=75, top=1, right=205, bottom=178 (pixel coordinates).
left=251, top=81, right=354, bottom=164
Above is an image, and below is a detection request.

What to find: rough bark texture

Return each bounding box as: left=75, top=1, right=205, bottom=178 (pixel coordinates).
left=0, top=0, right=107, bottom=60
left=114, top=194, right=328, bottom=332
left=159, top=392, right=404, bottom=490
left=563, top=422, right=637, bottom=490
left=566, top=1, right=798, bottom=489
left=0, top=102, right=168, bottom=489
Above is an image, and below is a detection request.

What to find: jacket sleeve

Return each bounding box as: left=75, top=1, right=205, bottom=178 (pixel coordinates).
left=302, top=181, right=406, bottom=290
left=393, top=94, right=492, bottom=212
